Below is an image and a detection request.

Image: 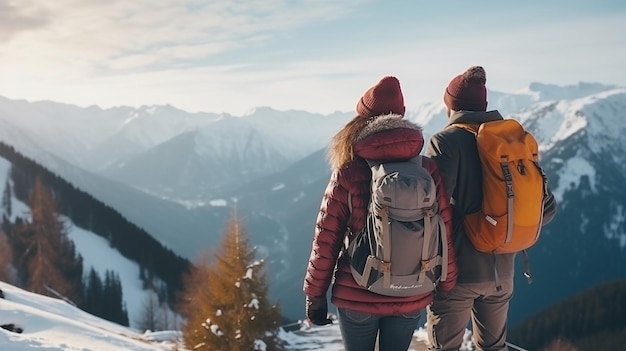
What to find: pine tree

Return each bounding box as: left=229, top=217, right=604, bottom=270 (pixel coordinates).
left=83, top=268, right=104, bottom=317
left=180, top=215, right=281, bottom=351
left=82, top=269, right=129, bottom=326
left=17, top=176, right=83, bottom=304
left=136, top=291, right=162, bottom=332
left=2, top=178, right=12, bottom=218
left=0, top=231, right=14, bottom=282
left=179, top=253, right=213, bottom=346
left=102, top=270, right=129, bottom=326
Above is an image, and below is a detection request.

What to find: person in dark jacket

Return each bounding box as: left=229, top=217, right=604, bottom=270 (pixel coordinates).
left=303, top=76, right=458, bottom=351
left=425, top=66, right=557, bottom=351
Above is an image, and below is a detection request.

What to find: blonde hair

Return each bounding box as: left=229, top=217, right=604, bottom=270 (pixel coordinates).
left=327, top=116, right=371, bottom=171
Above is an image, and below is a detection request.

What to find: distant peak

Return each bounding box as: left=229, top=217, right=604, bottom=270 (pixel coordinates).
left=528, top=82, right=617, bottom=92
left=520, top=81, right=620, bottom=102
left=135, top=104, right=185, bottom=115
left=243, top=106, right=276, bottom=116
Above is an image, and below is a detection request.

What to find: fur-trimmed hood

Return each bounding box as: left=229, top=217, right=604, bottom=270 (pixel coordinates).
left=356, top=114, right=422, bottom=142
left=328, top=114, right=425, bottom=170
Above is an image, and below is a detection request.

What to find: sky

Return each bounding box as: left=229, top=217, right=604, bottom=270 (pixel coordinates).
left=1, top=1, right=626, bottom=115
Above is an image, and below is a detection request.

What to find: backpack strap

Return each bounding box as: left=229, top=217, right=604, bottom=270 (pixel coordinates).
left=343, top=191, right=353, bottom=253
left=360, top=159, right=396, bottom=288
left=522, top=250, right=533, bottom=284
left=419, top=206, right=433, bottom=284
left=418, top=201, right=449, bottom=283
left=416, top=156, right=430, bottom=284
left=447, top=122, right=479, bottom=134
left=500, top=155, right=515, bottom=244
left=493, top=253, right=502, bottom=292
left=380, top=206, right=393, bottom=289
left=438, top=214, right=448, bottom=282
left=416, top=155, right=446, bottom=284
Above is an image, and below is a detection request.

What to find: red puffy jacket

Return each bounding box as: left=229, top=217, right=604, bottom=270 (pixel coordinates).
left=303, top=114, right=457, bottom=315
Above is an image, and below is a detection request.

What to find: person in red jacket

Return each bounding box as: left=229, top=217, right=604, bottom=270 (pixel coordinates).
left=303, top=76, right=458, bottom=351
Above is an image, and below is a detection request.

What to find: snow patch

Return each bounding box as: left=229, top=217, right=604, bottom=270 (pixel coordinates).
left=553, top=156, right=596, bottom=200
left=604, top=204, right=626, bottom=249
left=209, top=199, right=228, bottom=207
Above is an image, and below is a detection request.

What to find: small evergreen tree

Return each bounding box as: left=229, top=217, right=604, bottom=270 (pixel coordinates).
left=83, top=268, right=104, bottom=317
left=136, top=291, right=162, bottom=332
left=2, top=178, right=12, bottom=218
left=82, top=270, right=130, bottom=327
left=180, top=215, right=281, bottom=351
left=102, top=270, right=129, bottom=326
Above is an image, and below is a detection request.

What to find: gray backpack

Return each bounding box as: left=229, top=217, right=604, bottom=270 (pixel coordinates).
left=346, top=156, right=448, bottom=297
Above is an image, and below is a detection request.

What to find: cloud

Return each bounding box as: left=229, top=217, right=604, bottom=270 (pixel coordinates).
left=0, top=1, right=624, bottom=115
left=0, top=0, right=368, bottom=76
left=0, top=1, right=49, bottom=42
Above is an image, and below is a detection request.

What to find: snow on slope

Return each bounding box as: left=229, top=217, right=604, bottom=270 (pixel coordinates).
left=512, top=88, right=626, bottom=200
left=0, top=282, right=179, bottom=351
left=515, top=88, right=626, bottom=151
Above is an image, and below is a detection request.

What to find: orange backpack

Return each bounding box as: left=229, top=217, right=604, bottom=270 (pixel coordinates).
left=451, top=119, right=547, bottom=254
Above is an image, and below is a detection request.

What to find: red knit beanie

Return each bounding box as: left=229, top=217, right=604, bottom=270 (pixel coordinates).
left=356, top=76, right=406, bottom=118
left=443, top=66, right=487, bottom=111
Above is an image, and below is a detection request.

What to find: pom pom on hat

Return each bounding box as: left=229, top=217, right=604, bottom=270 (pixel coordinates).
left=443, top=66, right=488, bottom=111
left=356, top=76, right=406, bottom=118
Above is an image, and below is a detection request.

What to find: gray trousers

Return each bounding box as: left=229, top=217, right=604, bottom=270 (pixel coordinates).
left=338, top=307, right=421, bottom=351
left=426, top=280, right=513, bottom=351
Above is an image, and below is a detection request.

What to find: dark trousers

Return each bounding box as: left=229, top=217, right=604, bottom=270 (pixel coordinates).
left=426, top=280, right=514, bottom=351
left=337, top=307, right=421, bottom=351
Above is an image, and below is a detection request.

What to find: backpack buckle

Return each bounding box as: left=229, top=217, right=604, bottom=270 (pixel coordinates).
left=380, top=261, right=391, bottom=274
left=380, top=261, right=392, bottom=289
left=421, top=258, right=434, bottom=271
left=424, top=207, right=434, bottom=217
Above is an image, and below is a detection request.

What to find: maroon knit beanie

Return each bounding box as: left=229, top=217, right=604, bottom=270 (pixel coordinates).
left=443, top=66, right=487, bottom=111
left=356, top=76, right=406, bottom=118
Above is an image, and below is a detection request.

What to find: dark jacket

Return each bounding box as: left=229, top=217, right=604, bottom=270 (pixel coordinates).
left=303, top=114, right=458, bottom=315
left=426, top=110, right=557, bottom=284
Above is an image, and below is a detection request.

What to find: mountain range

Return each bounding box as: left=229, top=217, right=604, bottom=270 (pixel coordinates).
left=0, top=81, right=624, bottom=325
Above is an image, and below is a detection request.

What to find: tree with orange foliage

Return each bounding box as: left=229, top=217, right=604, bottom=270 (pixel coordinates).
left=542, top=339, right=579, bottom=351
left=180, top=214, right=281, bottom=351
left=0, top=231, right=13, bottom=282
left=15, top=176, right=83, bottom=304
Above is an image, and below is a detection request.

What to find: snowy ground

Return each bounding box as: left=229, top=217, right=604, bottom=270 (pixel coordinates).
left=1, top=280, right=479, bottom=351
left=0, top=281, right=180, bottom=350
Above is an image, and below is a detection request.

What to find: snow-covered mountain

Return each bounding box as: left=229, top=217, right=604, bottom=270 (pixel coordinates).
left=0, top=97, right=352, bottom=204
left=0, top=82, right=609, bottom=204
left=515, top=87, right=626, bottom=178
left=401, top=82, right=616, bottom=144
left=101, top=116, right=294, bottom=201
